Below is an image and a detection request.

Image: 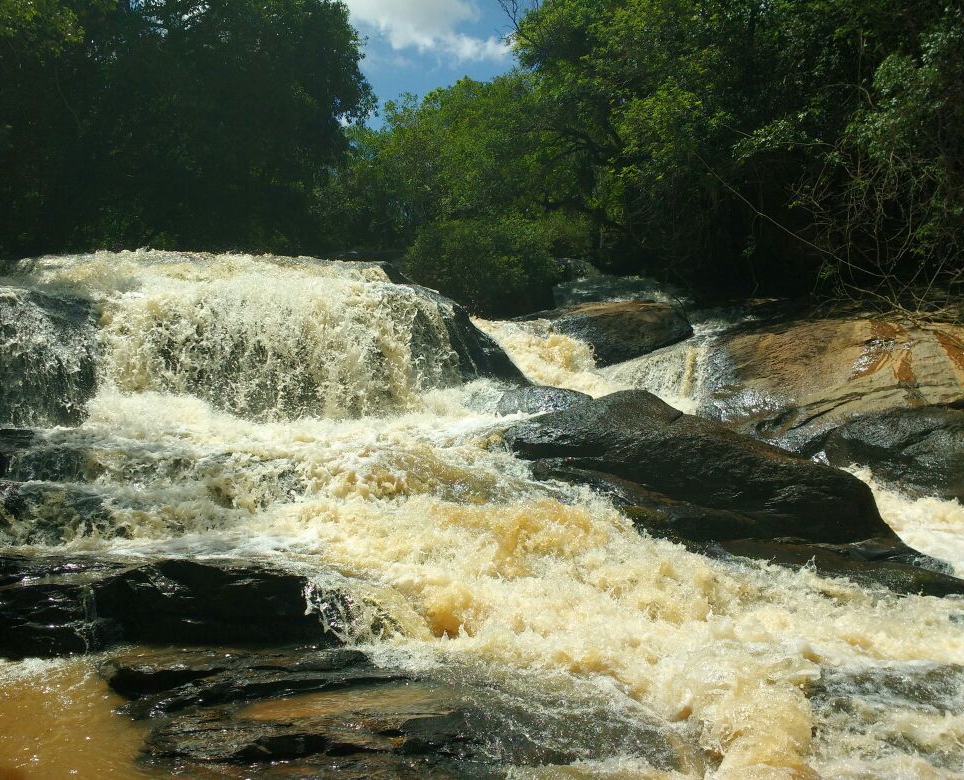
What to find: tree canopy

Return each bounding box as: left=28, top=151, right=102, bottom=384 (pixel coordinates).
left=0, top=0, right=372, bottom=257
left=2, top=0, right=961, bottom=315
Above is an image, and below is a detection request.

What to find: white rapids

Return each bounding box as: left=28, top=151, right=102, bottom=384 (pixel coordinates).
left=1, top=252, right=962, bottom=779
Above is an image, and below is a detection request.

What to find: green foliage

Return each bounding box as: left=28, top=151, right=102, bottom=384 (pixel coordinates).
left=512, top=0, right=964, bottom=306
left=404, top=216, right=560, bottom=317
left=797, top=7, right=964, bottom=310
left=0, top=0, right=372, bottom=258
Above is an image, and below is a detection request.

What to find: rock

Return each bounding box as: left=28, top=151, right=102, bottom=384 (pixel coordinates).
left=0, top=480, right=115, bottom=545
left=104, top=647, right=503, bottom=773
left=106, top=647, right=403, bottom=719
left=103, top=644, right=685, bottom=777
left=0, top=556, right=357, bottom=659
left=0, top=286, right=99, bottom=427
left=95, top=559, right=351, bottom=647
left=496, top=386, right=592, bottom=416
left=814, top=405, right=964, bottom=501
left=505, top=390, right=892, bottom=545
left=528, top=459, right=964, bottom=595
left=277, top=257, right=530, bottom=384
left=530, top=461, right=763, bottom=542
left=526, top=301, right=693, bottom=367
left=413, top=285, right=527, bottom=384
left=0, top=566, right=126, bottom=658
left=709, top=318, right=964, bottom=449
left=707, top=539, right=964, bottom=598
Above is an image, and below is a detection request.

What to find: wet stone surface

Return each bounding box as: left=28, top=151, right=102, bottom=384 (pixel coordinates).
left=100, top=645, right=649, bottom=778
left=0, top=556, right=356, bottom=659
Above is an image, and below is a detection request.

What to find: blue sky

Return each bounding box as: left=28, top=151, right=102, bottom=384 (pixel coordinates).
left=342, top=1, right=518, bottom=120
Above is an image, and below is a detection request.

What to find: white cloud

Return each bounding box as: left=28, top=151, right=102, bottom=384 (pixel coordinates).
left=343, top=0, right=510, bottom=63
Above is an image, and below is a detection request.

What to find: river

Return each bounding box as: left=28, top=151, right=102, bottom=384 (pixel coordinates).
left=1, top=251, right=962, bottom=778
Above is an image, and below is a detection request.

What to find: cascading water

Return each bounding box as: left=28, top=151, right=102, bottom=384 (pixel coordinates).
left=1, top=252, right=963, bottom=779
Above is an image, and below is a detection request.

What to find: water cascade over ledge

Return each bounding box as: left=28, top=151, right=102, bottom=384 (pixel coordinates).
left=1, top=252, right=963, bottom=779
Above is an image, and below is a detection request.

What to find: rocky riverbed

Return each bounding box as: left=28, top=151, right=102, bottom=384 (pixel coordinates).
left=2, top=251, right=963, bottom=778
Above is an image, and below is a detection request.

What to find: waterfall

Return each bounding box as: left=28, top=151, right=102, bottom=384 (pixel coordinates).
left=2, top=252, right=963, bottom=779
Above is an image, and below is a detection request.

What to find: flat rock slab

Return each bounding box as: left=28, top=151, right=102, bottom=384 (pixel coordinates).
left=101, top=644, right=692, bottom=777
left=101, top=646, right=601, bottom=777
left=0, top=557, right=355, bottom=659
left=505, top=389, right=891, bottom=545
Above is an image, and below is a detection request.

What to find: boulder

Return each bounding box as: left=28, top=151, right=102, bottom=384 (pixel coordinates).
left=0, top=556, right=357, bottom=659
left=436, top=297, right=527, bottom=384
left=709, top=318, right=964, bottom=449
left=814, top=405, right=964, bottom=501
left=527, top=301, right=693, bottom=367
left=374, top=269, right=526, bottom=384
left=496, top=386, right=592, bottom=416
left=505, top=390, right=891, bottom=545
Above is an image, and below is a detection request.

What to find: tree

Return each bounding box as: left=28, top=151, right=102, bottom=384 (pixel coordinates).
left=509, top=0, right=964, bottom=308
left=0, top=0, right=373, bottom=258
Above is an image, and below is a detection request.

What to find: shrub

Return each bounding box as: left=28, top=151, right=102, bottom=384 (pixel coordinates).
left=404, top=216, right=561, bottom=317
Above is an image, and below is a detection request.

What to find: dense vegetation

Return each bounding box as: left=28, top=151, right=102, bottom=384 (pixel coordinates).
left=0, top=0, right=372, bottom=256
left=2, top=0, right=962, bottom=315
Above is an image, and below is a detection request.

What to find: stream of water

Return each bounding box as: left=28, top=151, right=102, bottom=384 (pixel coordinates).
left=1, top=252, right=962, bottom=779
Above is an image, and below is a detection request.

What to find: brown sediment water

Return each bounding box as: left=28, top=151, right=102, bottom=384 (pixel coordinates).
left=1, top=252, right=963, bottom=778
left=0, top=658, right=155, bottom=779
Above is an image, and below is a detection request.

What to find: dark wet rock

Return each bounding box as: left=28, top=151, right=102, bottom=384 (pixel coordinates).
left=496, top=386, right=592, bottom=416
left=506, top=390, right=891, bottom=545
left=812, top=406, right=964, bottom=501
left=414, top=286, right=526, bottom=384
left=524, top=301, right=693, bottom=367
left=530, top=461, right=762, bottom=543
left=707, top=538, right=964, bottom=597
left=106, top=644, right=685, bottom=777
left=111, top=647, right=490, bottom=770
left=111, top=648, right=403, bottom=719
left=0, top=286, right=99, bottom=427
left=95, top=559, right=349, bottom=647
left=246, top=257, right=526, bottom=384
left=0, top=577, right=123, bottom=658
left=144, top=700, right=476, bottom=765
left=0, top=480, right=115, bottom=545
left=98, top=646, right=372, bottom=700
left=0, top=557, right=355, bottom=660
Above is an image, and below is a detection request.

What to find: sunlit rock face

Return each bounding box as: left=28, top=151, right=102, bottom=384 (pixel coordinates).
left=708, top=317, right=964, bottom=448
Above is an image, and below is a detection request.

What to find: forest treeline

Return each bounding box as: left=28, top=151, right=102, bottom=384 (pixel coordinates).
left=2, top=0, right=962, bottom=316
